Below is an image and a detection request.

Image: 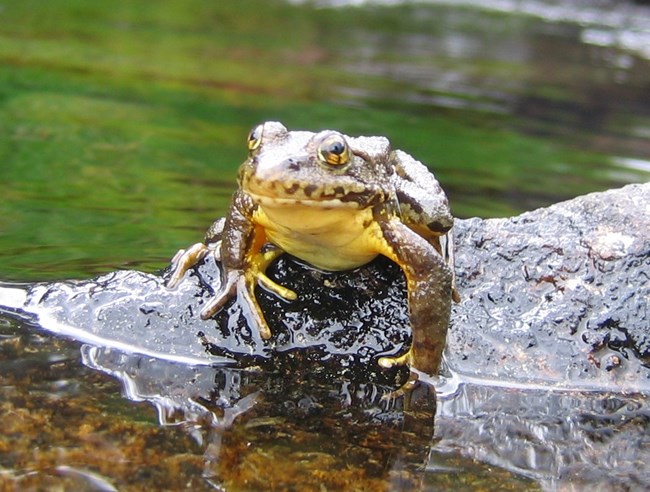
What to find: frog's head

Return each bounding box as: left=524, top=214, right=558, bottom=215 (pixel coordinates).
left=239, top=122, right=393, bottom=209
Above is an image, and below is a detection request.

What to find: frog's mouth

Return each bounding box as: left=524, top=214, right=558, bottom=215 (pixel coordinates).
left=245, top=180, right=386, bottom=209
left=249, top=192, right=372, bottom=210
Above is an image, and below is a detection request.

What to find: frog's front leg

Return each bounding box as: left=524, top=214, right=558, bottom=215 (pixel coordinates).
left=200, top=192, right=295, bottom=339
left=372, top=216, right=453, bottom=375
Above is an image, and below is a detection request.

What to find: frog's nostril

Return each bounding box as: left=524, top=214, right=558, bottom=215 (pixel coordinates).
left=287, top=159, right=300, bottom=172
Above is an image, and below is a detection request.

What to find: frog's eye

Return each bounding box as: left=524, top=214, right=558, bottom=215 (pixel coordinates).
left=317, top=133, right=350, bottom=167
left=247, top=124, right=263, bottom=152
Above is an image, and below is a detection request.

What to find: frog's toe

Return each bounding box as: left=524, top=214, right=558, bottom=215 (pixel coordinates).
left=237, top=286, right=273, bottom=340
left=257, top=273, right=297, bottom=301
left=199, top=270, right=239, bottom=319
left=200, top=270, right=274, bottom=340
left=200, top=295, right=229, bottom=320
left=378, top=350, right=413, bottom=369
left=251, top=248, right=297, bottom=301
left=167, top=242, right=211, bottom=289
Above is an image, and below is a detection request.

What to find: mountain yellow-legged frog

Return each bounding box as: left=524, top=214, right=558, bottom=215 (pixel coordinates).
left=167, top=122, right=456, bottom=375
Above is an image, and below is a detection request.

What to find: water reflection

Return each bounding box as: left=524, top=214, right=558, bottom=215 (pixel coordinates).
left=308, top=0, right=650, bottom=61
left=3, top=306, right=648, bottom=489
left=81, top=346, right=436, bottom=490
left=333, top=1, right=650, bottom=140
left=435, top=382, right=650, bottom=490
left=74, top=342, right=650, bottom=490
left=335, top=9, right=532, bottom=114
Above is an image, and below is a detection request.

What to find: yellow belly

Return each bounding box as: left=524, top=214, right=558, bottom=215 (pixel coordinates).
left=253, top=202, right=379, bottom=271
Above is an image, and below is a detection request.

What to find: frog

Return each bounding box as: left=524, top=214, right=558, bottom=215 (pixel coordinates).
left=166, top=121, right=456, bottom=375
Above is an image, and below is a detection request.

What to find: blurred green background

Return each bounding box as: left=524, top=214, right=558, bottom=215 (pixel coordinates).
left=1, top=0, right=649, bottom=281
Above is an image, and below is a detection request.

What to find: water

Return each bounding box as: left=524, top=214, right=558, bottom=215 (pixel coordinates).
left=1, top=0, right=649, bottom=282
left=1, top=0, right=649, bottom=490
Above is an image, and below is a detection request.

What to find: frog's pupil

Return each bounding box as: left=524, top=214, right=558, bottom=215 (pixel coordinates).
left=317, top=134, right=349, bottom=167
left=329, top=141, right=344, bottom=155
left=248, top=126, right=262, bottom=151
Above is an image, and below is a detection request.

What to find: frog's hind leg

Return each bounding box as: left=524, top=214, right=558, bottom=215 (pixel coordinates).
left=370, top=218, right=453, bottom=375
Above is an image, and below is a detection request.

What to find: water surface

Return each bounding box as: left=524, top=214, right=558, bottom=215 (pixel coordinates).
left=1, top=0, right=649, bottom=281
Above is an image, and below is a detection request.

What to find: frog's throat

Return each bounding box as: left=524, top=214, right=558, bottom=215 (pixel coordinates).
left=249, top=192, right=362, bottom=209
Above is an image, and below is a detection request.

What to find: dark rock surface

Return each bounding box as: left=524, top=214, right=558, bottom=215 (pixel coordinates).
left=4, top=249, right=411, bottom=384
left=449, top=182, right=649, bottom=391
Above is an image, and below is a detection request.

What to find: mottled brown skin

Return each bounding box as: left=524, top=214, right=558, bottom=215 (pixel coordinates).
left=168, top=122, right=455, bottom=375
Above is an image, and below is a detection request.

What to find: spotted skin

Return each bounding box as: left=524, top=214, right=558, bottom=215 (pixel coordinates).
left=167, top=122, right=455, bottom=376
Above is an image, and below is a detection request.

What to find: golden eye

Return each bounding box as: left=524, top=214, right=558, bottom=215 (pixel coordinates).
left=247, top=124, right=263, bottom=152
left=317, top=133, right=350, bottom=167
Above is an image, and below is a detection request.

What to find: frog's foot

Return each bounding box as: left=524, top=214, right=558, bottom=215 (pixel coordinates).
left=199, top=249, right=295, bottom=340
left=255, top=248, right=297, bottom=301
left=166, top=242, right=215, bottom=289
left=196, top=247, right=298, bottom=340
left=200, top=270, right=272, bottom=339
left=378, top=349, right=413, bottom=370
left=200, top=269, right=240, bottom=318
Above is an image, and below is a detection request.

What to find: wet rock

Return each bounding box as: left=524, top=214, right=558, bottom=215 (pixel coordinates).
left=0, top=183, right=647, bottom=390
left=6, top=248, right=410, bottom=385
left=449, top=182, right=650, bottom=391
left=434, top=382, right=650, bottom=490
